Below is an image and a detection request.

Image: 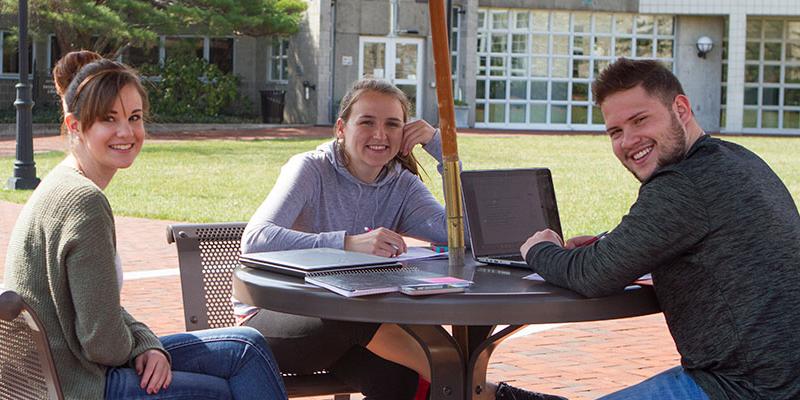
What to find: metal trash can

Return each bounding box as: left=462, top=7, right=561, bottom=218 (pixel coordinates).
left=260, top=90, right=285, bottom=124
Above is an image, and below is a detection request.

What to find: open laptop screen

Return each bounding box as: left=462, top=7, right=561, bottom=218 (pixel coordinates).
left=461, top=168, right=563, bottom=258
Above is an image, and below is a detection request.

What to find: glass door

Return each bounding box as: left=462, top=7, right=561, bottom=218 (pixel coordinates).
left=359, top=36, right=424, bottom=119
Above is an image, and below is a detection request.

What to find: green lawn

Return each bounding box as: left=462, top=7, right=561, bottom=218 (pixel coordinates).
left=2, top=135, right=799, bottom=239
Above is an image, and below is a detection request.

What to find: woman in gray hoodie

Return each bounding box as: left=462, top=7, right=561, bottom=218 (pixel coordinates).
left=239, top=78, right=451, bottom=399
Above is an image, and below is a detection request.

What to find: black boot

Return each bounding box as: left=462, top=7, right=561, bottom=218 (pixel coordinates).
left=495, top=382, right=568, bottom=400
left=329, top=345, right=419, bottom=400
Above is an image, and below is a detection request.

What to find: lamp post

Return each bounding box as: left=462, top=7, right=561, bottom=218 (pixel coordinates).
left=6, top=0, right=40, bottom=190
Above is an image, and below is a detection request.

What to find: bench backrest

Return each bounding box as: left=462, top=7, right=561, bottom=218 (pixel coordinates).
left=0, top=288, right=64, bottom=400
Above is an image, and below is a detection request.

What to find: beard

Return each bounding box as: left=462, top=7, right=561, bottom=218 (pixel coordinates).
left=629, top=113, right=688, bottom=182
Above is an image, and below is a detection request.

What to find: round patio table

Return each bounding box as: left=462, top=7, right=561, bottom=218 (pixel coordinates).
left=233, top=258, right=660, bottom=400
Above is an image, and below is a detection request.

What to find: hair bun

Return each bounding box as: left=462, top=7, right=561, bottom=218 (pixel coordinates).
left=52, top=50, right=103, bottom=97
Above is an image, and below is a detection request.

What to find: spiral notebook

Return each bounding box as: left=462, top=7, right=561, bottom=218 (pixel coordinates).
left=305, top=266, right=472, bottom=297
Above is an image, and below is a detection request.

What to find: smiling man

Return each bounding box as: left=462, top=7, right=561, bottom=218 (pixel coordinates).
left=517, top=58, right=800, bottom=399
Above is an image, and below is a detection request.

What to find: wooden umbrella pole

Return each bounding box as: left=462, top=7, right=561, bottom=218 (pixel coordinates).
left=428, top=0, right=465, bottom=266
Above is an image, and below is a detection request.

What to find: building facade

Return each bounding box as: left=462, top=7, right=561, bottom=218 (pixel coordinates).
left=2, top=1, right=798, bottom=135
left=283, top=0, right=799, bottom=135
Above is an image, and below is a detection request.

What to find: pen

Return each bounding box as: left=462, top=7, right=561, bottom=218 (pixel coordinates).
left=364, top=226, right=402, bottom=254
left=578, top=231, right=608, bottom=247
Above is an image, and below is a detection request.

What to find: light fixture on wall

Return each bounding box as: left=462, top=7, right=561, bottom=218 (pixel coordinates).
left=696, top=36, right=713, bottom=59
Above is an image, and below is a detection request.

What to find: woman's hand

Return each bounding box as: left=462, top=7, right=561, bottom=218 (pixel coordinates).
left=401, top=119, right=436, bottom=156
left=135, top=349, right=171, bottom=395
left=345, top=227, right=408, bottom=257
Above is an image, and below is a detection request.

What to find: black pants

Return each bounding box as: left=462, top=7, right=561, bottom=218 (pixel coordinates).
left=245, top=309, right=419, bottom=400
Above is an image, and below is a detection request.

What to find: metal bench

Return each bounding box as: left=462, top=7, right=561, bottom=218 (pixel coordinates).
left=0, top=288, right=64, bottom=400
left=167, top=222, right=354, bottom=398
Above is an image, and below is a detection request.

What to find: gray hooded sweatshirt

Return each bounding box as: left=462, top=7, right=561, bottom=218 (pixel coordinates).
left=241, top=130, right=450, bottom=255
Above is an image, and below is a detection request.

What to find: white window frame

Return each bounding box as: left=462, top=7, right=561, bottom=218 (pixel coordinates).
left=475, top=9, right=675, bottom=130
left=267, top=38, right=289, bottom=83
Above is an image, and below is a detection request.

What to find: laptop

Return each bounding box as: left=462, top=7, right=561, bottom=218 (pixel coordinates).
left=461, top=168, right=563, bottom=267
left=239, top=248, right=400, bottom=277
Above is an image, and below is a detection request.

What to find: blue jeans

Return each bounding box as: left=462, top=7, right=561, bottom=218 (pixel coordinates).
left=599, top=366, right=709, bottom=400
left=105, top=327, right=287, bottom=399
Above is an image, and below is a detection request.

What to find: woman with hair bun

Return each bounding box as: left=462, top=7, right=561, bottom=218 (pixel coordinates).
left=4, top=52, right=287, bottom=399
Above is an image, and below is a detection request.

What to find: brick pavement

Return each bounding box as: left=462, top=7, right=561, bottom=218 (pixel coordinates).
left=1, top=127, right=681, bottom=399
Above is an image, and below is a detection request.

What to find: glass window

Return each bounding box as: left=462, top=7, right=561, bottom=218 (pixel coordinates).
left=531, top=35, right=549, bottom=54
left=552, top=35, right=570, bottom=55
left=571, top=106, right=588, bottom=124
left=572, top=82, right=589, bottom=101
left=785, top=88, right=800, bottom=106
left=269, top=38, right=290, bottom=81
left=552, top=12, right=570, bottom=32
left=615, top=15, right=634, bottom=35
left=492, top=12, right=509, bottom=30
left=573, top=36, right=591, bottom=56
left=530, top=104, right=547, bottom=123
left=125, top=45, right=159, bottom=69
left=511, top=34, right=527, bottom=53
left=784, top=111, right=800, bottom=128
left=165, top=36, right=204, bottom=62
left=763, top=65, right=780, bottom=83
left=615, top=38, right=632, bottom=57
left=510, top=104, right=526, bottom=123
left=763, top=42, right=781, bottom=61
left=762, top=110, right=779, bottom=128
left=551, top=58, right=569, bottom=78
left=510, top=80, right=527, bottom=100
left=744, top=87, right=759, bottom=105
left=747, top=20, right=762, bottom=40
left=656, top=16, right=674, bottom=35
left=592, top=106, right=604, bottom=124
left=551, top=82, right=568, bottom=101
left=210, top=38, right=234, bottom=73
left=532, top=12, right=549, bottom=32
left=762, top=87, right=779, bottom=106
left=489, top=80, right=506, bottom=99
left=745, top=65, right=760, bottom=83
left=764, top=20, right=784, bottom=39
left=572, top=60, right=589, bottom=79
left=594, top=37, right=611, bottom=57
left=636, top=15, right=654, bottom=35
left=1, top=32, right=33, bottom=74
left=531, top=81, right=547, bottom=100
left=745, top=42, right=760, bottom=60
left=530, top=58, right=548, bottom=77
left=656, top=39, right=673, bottom=58
left=743, top=109, right=758, bottom=128
left=595, top=14, right=612, bottom=33
left=491, top=34, right=507, bottom=53
left=573, top=13, right=591, bottom=33
left=489, top=103, right=505, bottom=122
left=551, top=105, right=567, bottom=123
left=636, top=38, right=653, bottom=57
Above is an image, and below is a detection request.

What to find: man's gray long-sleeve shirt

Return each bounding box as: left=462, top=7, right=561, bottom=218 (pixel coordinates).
left=525, top=135, right=800, bottom=399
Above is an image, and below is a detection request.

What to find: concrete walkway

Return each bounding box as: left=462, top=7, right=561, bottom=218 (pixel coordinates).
left=1, top=128, right=680, bottom=399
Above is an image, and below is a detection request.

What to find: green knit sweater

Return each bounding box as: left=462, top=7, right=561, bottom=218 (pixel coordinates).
left=4, top=164, right=166, bottom=399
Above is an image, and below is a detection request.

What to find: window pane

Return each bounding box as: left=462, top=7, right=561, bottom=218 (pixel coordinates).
left=786, top=66, right=800, bottom=83
left=762, top=87, right=779, bottom=106
left=514, top=12, right=529, bottom=30
left=510, top=57, right=527, bottom=76
left=762, top=110, right=779, bottom=128
left=510, top=104, right=526, bottom=123
left=790, top=22, right=800, bottom=40
left=551, top=105, right=567, bottom=123
left=552, top=35, right=570, bottom=55
left=125, top=45, right=159, bottom=69
left=615, top=15, right=633, bottom=35
left=763, top=65, right=780, bottom=83
left=573, top=60, right=589, bottom=78
left=784, top=111, right=800, bottom=129
left=551, top=82, right=568, bottom=101
left=594, top=59, right=610, bottom=76
left=615, top=38, right=632, bottom=57
left=491, top=34, right=507, bottom=53
left=510, top=80, right=526, bottom=99
left=745, top=65, right=760, bottom=82
left=531, top=81, right=547, bottom=100
left=745, top=42, right=760, bottom=60
left=720, top=108, right=726, bottom=127
left=572, top=82, right=588, bottom=101
left=573, top=36, right=590, bottom=56
left=531, top=34, right=548, bottom=54
left=363, top=42, right=386, bottom=78
left=476, top=80, right=486, bottom=99
left=743, top=108, right=758, bottom=127
left=594, top=37, right=611, bottom=57
left=744, top=87, right=759, bottom=105
left=746, top=20, right=762, bottom=39
left=657, top=16, right=674, bottom=35
left=530, top=104, right=547, bottom=123
left=764, top=43, right=781, bottom=61
left=573, top=13, right=591, bottom=33
left=552, top=12, right=569, bottom=32
left=165, top=37, right=203, bottom=62
left=511, top=34, right=527, bottom=53
left=210, top=38, right=234, bottom=73
left=595, top=14, right=612, bottom=33
left=785, top=88, right=800, bottom=106
left=571, top=106, right=588, bottom=124
left=489, top=103, right=505, bottom=122
left=49, top=36, right=62, bottom=70
left=395, top=43, right=418, bottom=79
left=492, top=12, right=509, bottom=30
left=489, top=81, right=506, bottom=99
left=476, top=103, right=486, bottom=123
left=2, top=33, right=33, bottom=74
left=786, top=42, right=800, bottom=61
left=636, top=15, right=654, bottom=35
left=764, top=20, right=784, bottom=39
left=657, top=39, right=673, bottom=58
left=636, top=38, right=653, bottom=57
left=477, top=32, right=487, bottom=52
left=532, top=12, right=549, bottom=32
left=551, top=58, right=569, bottom=78
left=530, top=57, right=547, bottom=77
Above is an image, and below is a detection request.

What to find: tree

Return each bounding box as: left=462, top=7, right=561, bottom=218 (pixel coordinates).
left=0, top=0, right=308, bottom=57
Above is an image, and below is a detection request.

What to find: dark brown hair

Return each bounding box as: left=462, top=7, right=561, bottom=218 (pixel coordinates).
left=52, top=50, right=103, bottom=97
left=336, top=78, right=422, bottom=177
left=60, top=58, right=149, bottom=133
left=592, top=58, right=685, bottom=107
